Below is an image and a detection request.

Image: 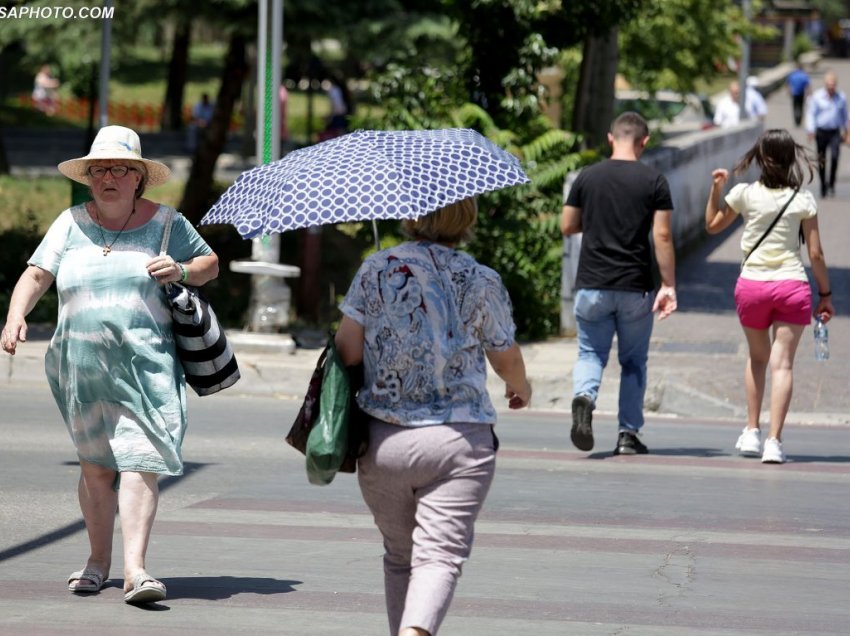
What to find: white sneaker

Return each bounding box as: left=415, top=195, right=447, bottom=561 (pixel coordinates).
left=761, top=437, right=786, bottom=464
left=735, top=427, right=761, bottom=457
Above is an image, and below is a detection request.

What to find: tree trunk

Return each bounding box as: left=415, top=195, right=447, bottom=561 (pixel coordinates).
left=240, top=44, right=257, bottom=160
left=160, top=17, right=191, bottom=131
left=297, top=227, right=322, bottom=323
left=178, top=33, right=247, bottom=224
left=0, top=125, right=9, bottom=175
left=572, top=28, right=619, bottom=149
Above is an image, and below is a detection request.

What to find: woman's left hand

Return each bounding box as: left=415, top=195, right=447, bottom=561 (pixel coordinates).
left=815, top=297, right=835, bottom=323
left=146, top=255, right=184, bottom=285
left=505, top=379, right=532, bottom=410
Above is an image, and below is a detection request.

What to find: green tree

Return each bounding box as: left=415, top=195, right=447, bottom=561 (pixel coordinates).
left=438, top=0, right=573, bottom=126
left=561, top=0, right=646, bottom=148
left=618, top=0, right=763, bottom=94
left=810, top=0, right=844, bottom=26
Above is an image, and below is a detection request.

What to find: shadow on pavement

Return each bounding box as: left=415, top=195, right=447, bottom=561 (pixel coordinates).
left=675, top=220, right=740, bottom=315
left=162, top=576, right=301, bottom=600
left=0, top=462, right=209, bottom=564
left=676, top=214, right=850, bottom=316
left=647, top=447, right=729, bottom=458
left=787, top=454, right=850, bottom=464
left=585, top=447, right=728, bottom=459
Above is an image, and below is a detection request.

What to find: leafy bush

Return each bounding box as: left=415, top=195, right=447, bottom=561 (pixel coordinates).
left=0, top=224, right=58, bottom=326
left=792, top=33, right=813, bottom=62
left=359, top=87, right=595, bottom=339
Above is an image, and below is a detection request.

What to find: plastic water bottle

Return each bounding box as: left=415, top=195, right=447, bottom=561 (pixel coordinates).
left=814, top=318, right=829, bottom=361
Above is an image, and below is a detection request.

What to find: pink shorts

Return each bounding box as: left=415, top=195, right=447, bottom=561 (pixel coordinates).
left=734, top=278, right=812, bottom=329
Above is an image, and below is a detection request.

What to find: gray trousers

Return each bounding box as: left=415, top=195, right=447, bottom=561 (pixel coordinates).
left=358, top=419, right=497, bottom=635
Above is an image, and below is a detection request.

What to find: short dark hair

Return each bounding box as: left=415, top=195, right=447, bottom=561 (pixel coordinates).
left=610, top=112, right=649, bottom=142
left=734, top=128, right=815, bottom=189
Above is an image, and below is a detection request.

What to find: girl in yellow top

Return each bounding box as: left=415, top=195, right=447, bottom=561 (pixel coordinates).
left=705, top=129, right=834, bottom=464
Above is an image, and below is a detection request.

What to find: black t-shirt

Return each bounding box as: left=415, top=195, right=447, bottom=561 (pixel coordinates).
left=566, top=159, right=673, bottom=292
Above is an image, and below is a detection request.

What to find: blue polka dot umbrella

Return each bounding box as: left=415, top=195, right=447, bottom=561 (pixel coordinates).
left=200, top=128, right=529, bottom=239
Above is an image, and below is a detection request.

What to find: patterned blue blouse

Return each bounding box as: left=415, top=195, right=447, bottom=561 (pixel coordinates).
left=340, top=241, right=516, bottom=427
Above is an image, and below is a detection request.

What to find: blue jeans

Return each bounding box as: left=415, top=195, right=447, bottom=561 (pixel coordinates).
left=573, top=288, right=655, bottom=432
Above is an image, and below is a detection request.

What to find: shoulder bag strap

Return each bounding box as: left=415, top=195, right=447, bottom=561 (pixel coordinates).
left=159, top=207, right=175, bottom=257
left=159, top=207, right=177, bottom=295
left=742, top=187, right=799, bottom=268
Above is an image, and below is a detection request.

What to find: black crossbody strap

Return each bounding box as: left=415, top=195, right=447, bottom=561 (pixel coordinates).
left=742, top=187, right=799, bottom=268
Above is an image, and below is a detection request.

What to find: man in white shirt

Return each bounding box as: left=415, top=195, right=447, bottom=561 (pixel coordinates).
left=746, top=76, right=768, bottom=121
left=805, top=71, right=849, bottom=197
left=714, top=80, right=767, bottom=128
left=713, top=81, right=742, bottom=128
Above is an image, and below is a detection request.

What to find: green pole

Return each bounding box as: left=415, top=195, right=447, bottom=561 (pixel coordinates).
left=263, top=29, right=273, bottom=165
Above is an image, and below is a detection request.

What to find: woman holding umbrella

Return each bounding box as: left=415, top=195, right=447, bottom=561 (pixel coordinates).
left=335, top=196, right=532, bottom=636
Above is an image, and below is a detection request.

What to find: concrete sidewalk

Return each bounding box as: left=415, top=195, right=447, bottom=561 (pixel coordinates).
left=4, top=321, right=848, bottom=427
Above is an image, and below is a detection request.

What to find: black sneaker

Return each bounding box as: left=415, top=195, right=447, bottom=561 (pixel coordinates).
left=570, top=394, right=594, bottom=451
left=614, top=431, right=648, bottom=456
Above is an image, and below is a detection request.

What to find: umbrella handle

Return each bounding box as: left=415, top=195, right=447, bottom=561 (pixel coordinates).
left=372, top=220, right=381, bottom=251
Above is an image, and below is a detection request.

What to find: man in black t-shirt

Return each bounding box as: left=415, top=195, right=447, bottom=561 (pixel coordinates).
left=561, top=112, right=677, bottom=456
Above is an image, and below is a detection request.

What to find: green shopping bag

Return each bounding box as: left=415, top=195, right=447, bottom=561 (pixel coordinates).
left=305, top=337, right=352, bottom=485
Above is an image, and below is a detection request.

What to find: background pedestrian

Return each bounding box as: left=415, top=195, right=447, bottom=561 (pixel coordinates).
left=786, top=61, right=811, bottom=127
left=561, top=112, right=677, bottom=457
left=186, top=92, right=214, bottom=153
left=713, top=81, right=743, bottom=129
left=32, top=63, right=60, bottom=116
left=704, top=128, right=833, bottom=464
left=805, top=70, right=848, bottom=197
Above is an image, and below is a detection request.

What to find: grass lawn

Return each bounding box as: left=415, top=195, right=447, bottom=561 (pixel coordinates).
left=0, top=175, right=186, bottom=234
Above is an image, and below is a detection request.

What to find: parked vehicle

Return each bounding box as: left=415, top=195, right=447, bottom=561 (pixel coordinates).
left=614, top=90, right=714, bottom=135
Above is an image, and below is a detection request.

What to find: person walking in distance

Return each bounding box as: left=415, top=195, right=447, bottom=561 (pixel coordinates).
left=786, top=61, right=811, bottom=127
left=805, top=71, right=848, bottom=197
left=713, top=81, right=743, bottom=129
left=561, top=112, right=677, bottom=456
left=705, top=129, right=833, bottom=464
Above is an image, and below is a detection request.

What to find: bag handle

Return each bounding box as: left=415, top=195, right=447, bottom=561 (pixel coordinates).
left=159, top=207, right=177, bottom=294
left=742, top=187, right=799, bottom=268
left=159, top=207, right=175, bottom=257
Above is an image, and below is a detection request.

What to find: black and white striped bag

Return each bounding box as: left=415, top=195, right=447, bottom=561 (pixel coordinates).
left=160, top=209, right=240, bottom=396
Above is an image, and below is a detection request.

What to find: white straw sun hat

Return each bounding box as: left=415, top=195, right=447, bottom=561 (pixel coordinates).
left=57, top=125, right=171, bottom=188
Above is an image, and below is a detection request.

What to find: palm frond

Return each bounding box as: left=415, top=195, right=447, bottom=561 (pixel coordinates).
left=520, top=129, right=577, bottom=163
left=526, top=153, right=585, bottom=191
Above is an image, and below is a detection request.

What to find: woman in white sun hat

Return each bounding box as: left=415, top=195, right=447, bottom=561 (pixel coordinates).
left=1, top=125, right=219, bottom=604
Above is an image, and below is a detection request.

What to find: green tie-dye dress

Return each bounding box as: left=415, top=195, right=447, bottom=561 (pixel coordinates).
left=29, top=204, right=213, bottom=475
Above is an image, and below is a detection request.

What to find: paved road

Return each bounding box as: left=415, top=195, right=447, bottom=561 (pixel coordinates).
left=3, top=57, right=850, bottom=636
left=2, top=384, right=849, bottom=635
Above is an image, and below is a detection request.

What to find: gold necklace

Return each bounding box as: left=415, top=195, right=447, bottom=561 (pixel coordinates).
left=93, top=203, right=135, bottom=256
